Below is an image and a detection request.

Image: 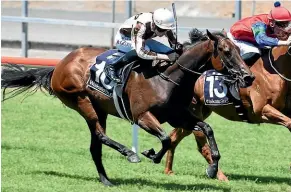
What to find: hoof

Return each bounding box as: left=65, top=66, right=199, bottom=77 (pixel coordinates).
left=127, top=153, right=141, bottom=163
left=206, top=164, right=218, bottom=179
left=152, top=157, right=161, bottom=164
left=100, top=176, right=114, bottom=187
left=141, top=148, right=156, bottom=159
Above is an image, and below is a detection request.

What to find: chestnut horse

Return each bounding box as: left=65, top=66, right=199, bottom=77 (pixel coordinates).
left=2, top=30, right=254, bottom=186
left=164, top=45, right=291, bottom=181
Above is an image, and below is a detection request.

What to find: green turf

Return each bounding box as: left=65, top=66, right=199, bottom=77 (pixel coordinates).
left=1, top=91, right=291, bottom=192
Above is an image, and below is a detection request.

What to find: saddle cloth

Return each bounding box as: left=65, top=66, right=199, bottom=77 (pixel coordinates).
left=87, top=49, right=135, bottom=122
left=203, top=70, right=235, bottom=106
left=87, top=49, right=125, bottom=97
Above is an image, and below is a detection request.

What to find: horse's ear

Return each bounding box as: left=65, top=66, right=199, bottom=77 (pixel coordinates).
left=206, top=29, right=218, bottom=42
left=206, top=29, right=219, bottom=57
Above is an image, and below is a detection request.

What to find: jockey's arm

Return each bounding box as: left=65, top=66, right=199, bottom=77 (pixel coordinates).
left=166, top=30, right=177, bottom=47
left=166, top=30, right=183, bottom=55
left=132, top=22, right=170, bottom=61
left=251, top=22, right=279, bottom=47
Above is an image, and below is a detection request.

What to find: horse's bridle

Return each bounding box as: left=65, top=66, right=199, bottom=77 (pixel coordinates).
left=158, top=37, right=234, bottom=85
left=288, top=46, right=291, bottom=56
left=268, top=46, right=291, bottom=82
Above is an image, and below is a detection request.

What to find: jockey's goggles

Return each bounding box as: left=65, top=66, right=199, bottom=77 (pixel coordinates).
left=156, top=26, right=168, bottom=33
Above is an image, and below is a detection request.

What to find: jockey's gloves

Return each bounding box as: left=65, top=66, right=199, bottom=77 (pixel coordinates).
left=157, top=53, right=171, bottom=61
left=278, top=36, right=291, bottom=45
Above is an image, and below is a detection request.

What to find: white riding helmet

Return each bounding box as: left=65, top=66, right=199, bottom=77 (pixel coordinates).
left=153, top=8, right=175, bottom=30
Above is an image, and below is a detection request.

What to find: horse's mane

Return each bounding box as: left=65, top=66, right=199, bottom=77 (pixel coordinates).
left=183, top=28, right=226, bottom=50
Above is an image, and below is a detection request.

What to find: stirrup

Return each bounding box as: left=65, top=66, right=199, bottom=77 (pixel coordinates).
left=104, top=65, right=121, bottom=83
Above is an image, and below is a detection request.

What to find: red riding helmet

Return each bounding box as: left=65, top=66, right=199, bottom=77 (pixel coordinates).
left=267, top=1, right=291, bottom=22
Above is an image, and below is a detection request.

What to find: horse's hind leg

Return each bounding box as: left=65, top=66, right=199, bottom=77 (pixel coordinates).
left=164, top=128, right=192, bottom=175
left=138, top=111, right=171, bottom=164
left=193, top=130, right=228, bottom=181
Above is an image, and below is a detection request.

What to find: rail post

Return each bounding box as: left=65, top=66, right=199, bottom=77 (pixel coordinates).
left=21, top=0, right=28, bottom=57
left=110, top=0, right=116, bottom=49
left=235, top=0, right=242, bottom=20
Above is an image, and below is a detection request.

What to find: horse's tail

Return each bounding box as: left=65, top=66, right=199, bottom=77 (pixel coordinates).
left=1, top=64, right=55, bottom=101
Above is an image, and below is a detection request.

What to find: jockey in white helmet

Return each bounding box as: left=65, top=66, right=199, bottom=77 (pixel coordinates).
left=104, top=8, right=183, bottom=83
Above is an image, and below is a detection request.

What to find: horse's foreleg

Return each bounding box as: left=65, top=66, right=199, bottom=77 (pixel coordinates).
left=164, top=128, right=192, bottom=175
left=195, top=122, right=220, bottom=179
left=138, top=111, right=171, bottom=164
left=261, top=104, right=291, bottom=170
left=261, top=104, right=291, bottom=130
left=193, top=130, right=228, bottom=181
left=78, top=95, right=140, bottom=186
left=87, top=119, right=113, bottom=186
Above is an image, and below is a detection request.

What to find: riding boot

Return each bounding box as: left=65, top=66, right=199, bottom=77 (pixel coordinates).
left=104, top=50, right=138, bottom=83
left=104, top=64, right=122, bottom=83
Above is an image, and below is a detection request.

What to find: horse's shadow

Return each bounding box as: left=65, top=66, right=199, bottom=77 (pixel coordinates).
left=32, top=171, right=231, bottom=191
left=227, top=173, right=291, bottom=185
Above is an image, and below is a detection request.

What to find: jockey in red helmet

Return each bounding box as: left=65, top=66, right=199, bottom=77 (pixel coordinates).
left=227, top=1, right=291, bottom=63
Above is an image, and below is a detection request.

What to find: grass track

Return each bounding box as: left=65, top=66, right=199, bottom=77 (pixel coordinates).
left=1, top=91, right=291, bottom=192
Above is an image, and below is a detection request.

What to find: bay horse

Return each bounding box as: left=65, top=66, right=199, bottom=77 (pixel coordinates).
left=1, top=29, right=254, bottom=186
left=164, top=44, right=291, bottom=181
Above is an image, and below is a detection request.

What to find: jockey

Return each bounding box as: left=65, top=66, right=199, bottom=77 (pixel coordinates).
left=104, top=8, right=183, bottom=83
left=227, top=1, right=291, bottom=63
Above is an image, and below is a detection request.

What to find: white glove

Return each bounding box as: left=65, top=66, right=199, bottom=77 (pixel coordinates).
left=278, top=36, right=291, bottom=45
left=156, top=54, right=170, bottom=61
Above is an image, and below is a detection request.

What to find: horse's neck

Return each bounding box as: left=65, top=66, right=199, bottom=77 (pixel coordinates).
left=166, top=40, right=212, bottom=86
left=269, top=46, right=291, bottom=79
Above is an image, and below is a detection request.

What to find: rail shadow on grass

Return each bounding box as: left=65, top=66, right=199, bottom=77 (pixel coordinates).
left=1, top=143, right=87, bottom=156
left=33, top=171, right=231, bottom=191
left=227, top=173, right=291, bottom=185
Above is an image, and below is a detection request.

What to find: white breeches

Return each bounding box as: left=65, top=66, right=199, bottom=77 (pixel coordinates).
left=114, top=31, right=173, bottom=54
left=227, top=32, right=261, bottom=56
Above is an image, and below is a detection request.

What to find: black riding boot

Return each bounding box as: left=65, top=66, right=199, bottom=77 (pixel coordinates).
left=104, top=64, right=122, bottom=83
left=104, top=50, right=138, bottom=83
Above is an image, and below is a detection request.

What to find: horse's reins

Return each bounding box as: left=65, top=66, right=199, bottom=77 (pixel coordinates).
left=159, top=37, right=234, bottom=86
left=268, top=46, right=291, bottom=82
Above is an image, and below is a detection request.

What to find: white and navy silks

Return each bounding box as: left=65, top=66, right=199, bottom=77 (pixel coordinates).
left=115, top=12, right=178, bottom=59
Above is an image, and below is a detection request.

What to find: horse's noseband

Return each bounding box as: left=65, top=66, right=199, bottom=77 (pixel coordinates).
left=217, top=38, right=233, bottom=71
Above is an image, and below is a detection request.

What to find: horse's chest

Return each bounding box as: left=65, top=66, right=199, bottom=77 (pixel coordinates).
left=255, top=74, right=287, bottom=107
left=284, top=82, right=291, bottom=114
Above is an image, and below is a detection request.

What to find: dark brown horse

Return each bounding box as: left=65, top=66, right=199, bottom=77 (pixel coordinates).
left=2, top=29, right=254, bottom=186
left=164, top=45, right=291, bottom=181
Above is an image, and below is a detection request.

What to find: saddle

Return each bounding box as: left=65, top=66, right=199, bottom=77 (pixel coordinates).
left=87, top=49, right=155, bottom=122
